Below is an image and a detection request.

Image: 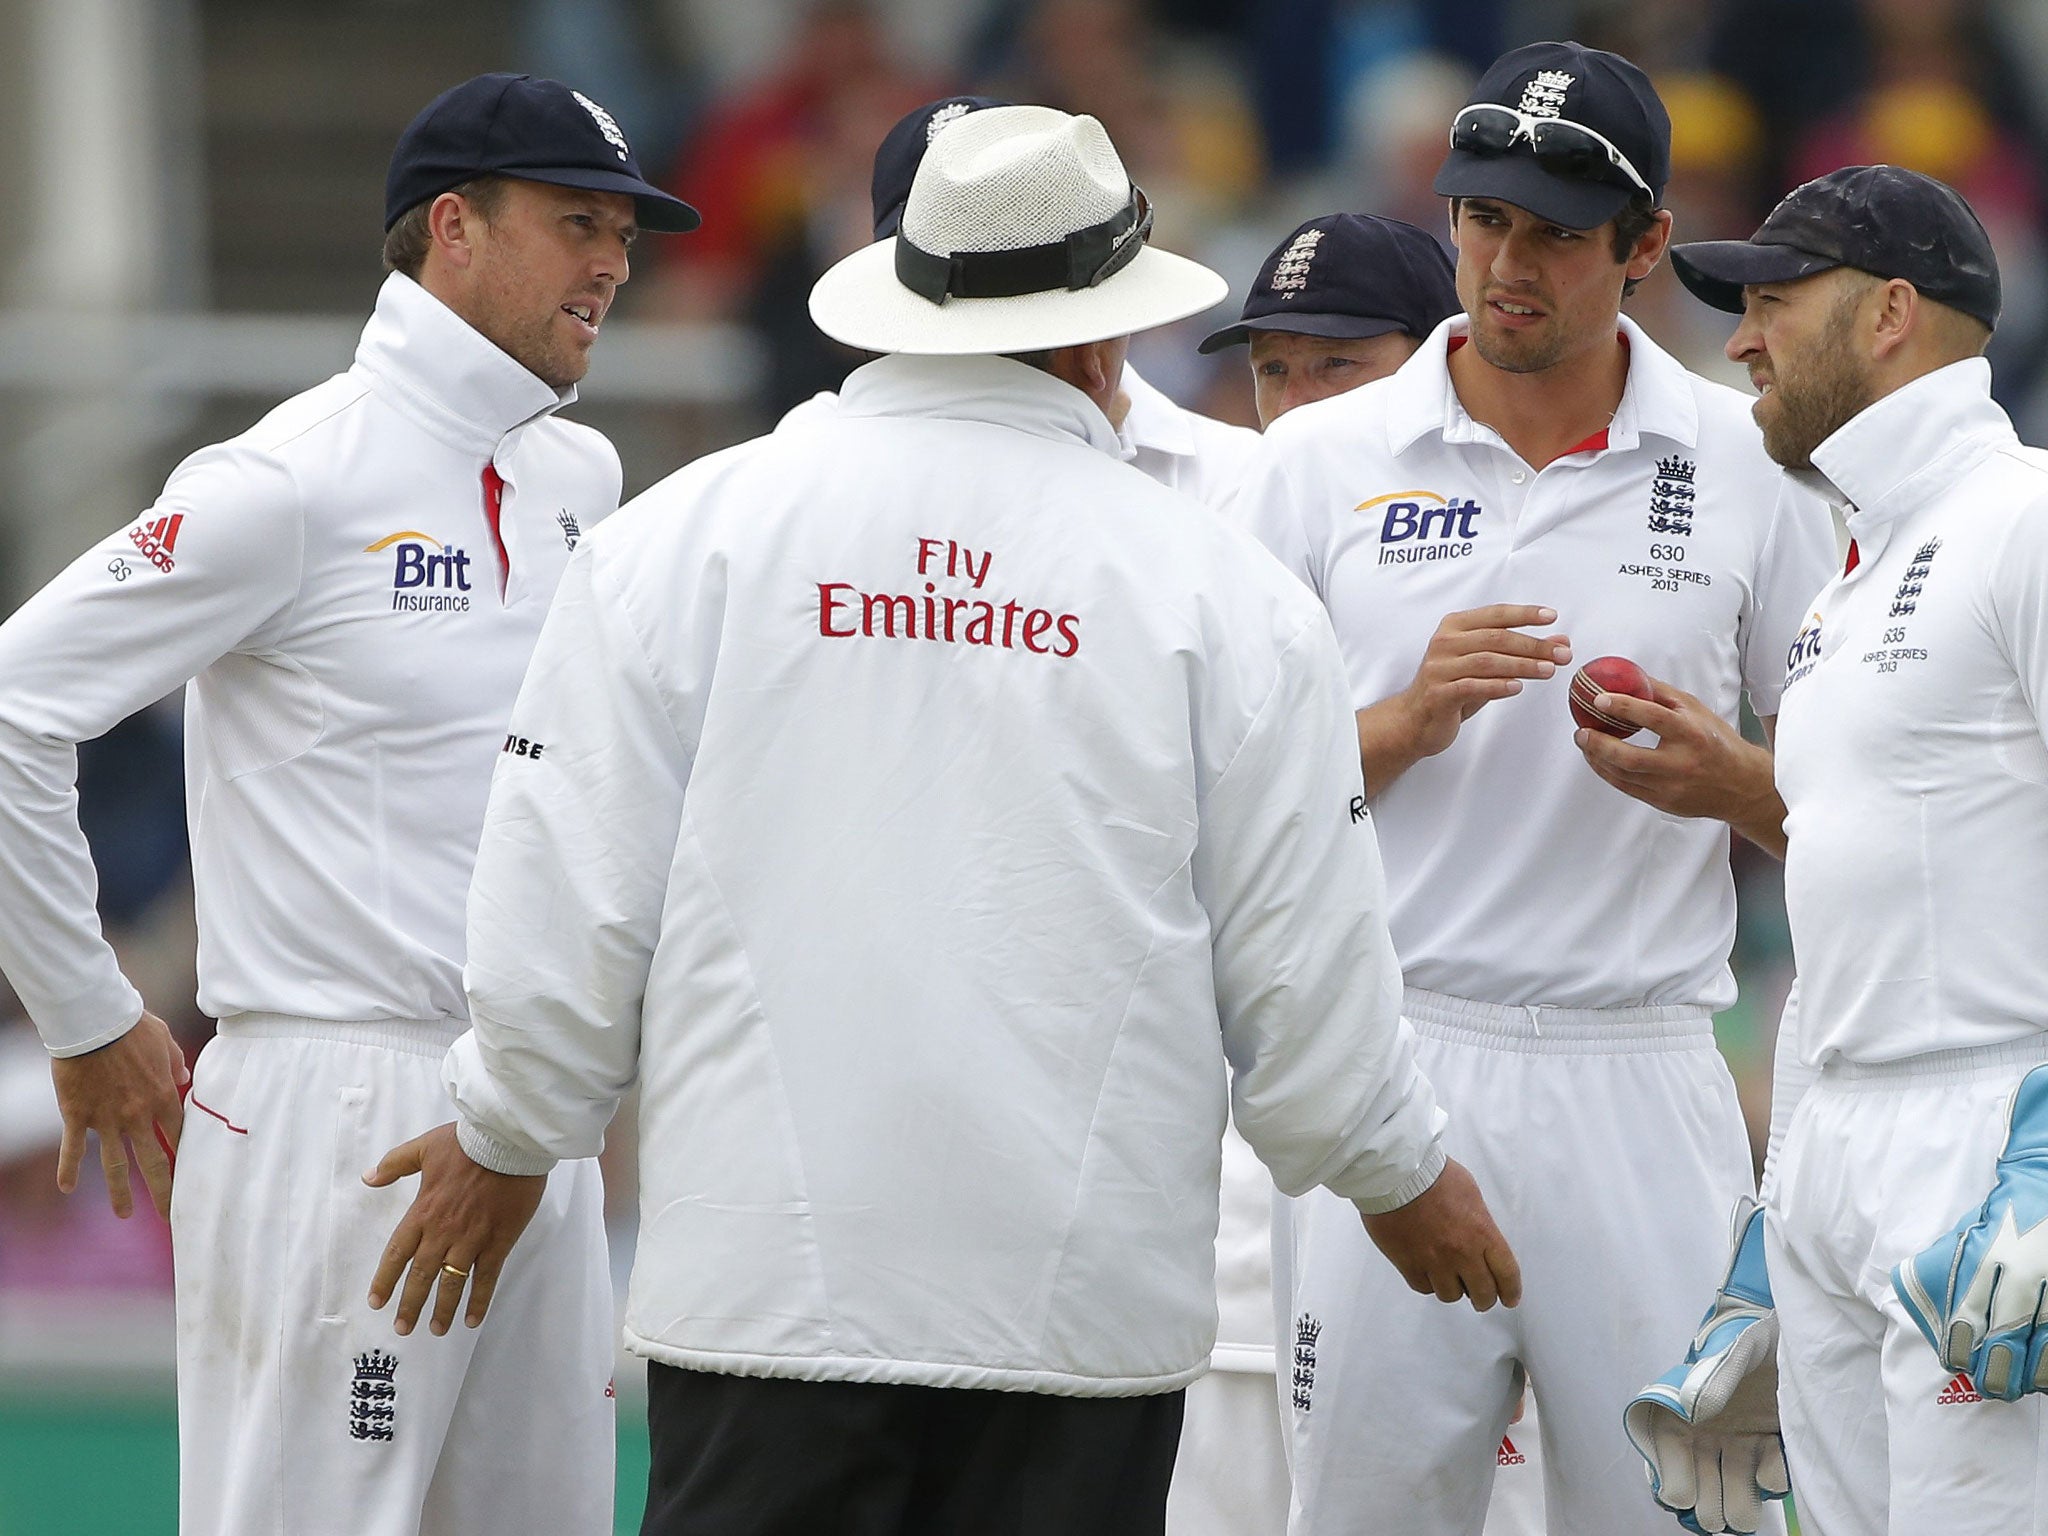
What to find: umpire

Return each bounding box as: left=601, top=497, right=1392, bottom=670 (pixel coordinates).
left=378, top=104, right=1518, bottom=1534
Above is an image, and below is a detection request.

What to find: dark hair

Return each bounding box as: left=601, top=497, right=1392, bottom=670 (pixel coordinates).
left=1612, top=195, right=1660, bottom=299
left=1449, top=194, right=1664, bottom=299
left=381, top=176, right=509, bottom=278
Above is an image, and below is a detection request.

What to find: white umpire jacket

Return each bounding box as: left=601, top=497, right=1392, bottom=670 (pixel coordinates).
left=446, top=352, right=1446, bottom=1396
left=0, top=274, right=618, bottom=1054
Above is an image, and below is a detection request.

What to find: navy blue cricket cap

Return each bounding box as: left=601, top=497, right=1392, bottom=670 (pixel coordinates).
left=871, top=96, right=1012, bottom=238
left=1199, top=213, right=1458, bottom=353
left=1671, top=165, right=2001, bottom=330
left=385, top=73, right=700, bottom=233
left=1434, top=41, right=1670, bottom=231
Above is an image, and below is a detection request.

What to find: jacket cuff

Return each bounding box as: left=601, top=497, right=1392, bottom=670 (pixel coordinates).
left=1350, top=1142, right=1447, bottom=1216
left=42, top=997, right=147, bottom=1059
left=455, top=1118, right=559, bottom=1178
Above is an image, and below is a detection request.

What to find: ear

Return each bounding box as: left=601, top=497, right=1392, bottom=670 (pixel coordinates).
left=1868, top=278, right=1919, bottom=361
left=426, top=191, right=480, bottom=272
left=1445, top=198, right=1463, bottom=250
left=1080, top=339, right=1123, bottom=397
left=1624, top=208, right=1674, bottom=284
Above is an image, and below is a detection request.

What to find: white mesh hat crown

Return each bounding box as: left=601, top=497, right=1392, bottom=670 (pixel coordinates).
left=810, top=105, right=1226, bottom=356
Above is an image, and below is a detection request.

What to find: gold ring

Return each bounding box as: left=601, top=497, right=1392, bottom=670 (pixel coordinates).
left=440, top=1263, right=471, bottom=1281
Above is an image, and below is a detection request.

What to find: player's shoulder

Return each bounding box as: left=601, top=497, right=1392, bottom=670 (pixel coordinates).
left=157, top=374, right=372, bottom=519
left=231, top=372, right=371, bottom=461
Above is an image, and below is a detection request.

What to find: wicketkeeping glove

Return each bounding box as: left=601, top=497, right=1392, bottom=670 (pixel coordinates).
left=1894, top=1062, right=2048, bottom=1401
left=1624, top=1198, right=1789, bottom=1534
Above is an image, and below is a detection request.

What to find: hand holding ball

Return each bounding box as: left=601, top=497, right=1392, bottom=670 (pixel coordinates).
left=1568, top=656, right=1655, bottom=739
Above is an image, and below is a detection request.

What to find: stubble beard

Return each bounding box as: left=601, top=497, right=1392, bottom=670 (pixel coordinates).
left=495, top=311, right=591, bottom=391
left=1465, top=294, right=1571, bottom=375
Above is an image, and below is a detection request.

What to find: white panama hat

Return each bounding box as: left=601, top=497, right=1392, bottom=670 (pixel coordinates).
left=809, top=105, right=1227, bottom=356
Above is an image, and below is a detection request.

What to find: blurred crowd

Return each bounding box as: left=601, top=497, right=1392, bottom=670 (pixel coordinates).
left=9, top=0, right=2047, bottom=1293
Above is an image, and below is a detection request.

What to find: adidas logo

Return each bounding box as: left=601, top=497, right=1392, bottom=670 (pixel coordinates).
left=127, top=513, right=184, bottom=574
left=1497, top=1435, right=1527, bottom=1466
left=1937, top=1370, right=1982, bottom=1405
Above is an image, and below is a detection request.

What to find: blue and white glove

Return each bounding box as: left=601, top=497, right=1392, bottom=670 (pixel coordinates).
left=1624, top=1198, right=1789, bottom=1534
left=1894, top=1062, right=2048, bottom=1401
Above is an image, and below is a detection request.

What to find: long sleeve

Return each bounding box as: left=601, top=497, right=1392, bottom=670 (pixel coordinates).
left=446, top=544, right=691, bottom=1175
left=0, top=444, right=301, bottom=1054
left=1193, top=610, right=1447, bottom=1213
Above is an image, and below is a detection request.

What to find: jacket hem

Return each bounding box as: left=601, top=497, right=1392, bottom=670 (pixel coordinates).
left=622, top=1331, right=1205, bottom=1398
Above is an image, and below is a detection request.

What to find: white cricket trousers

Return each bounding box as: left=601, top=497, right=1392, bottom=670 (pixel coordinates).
left=1768, top=1037, right=2048, bottom=1536
left=1278, top=988, right=1769, bottom=1536
left=171, top=1016, right=615, bottom=1536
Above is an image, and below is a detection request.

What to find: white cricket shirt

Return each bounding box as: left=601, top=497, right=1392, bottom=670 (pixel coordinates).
left=1236, top=315, right=1836, bottom=1010
left=0, top=274, right=619, bottom=1054
left=1775, top=359, right=2048, bottom=1065
left=1120, top=364, right=1261, bottom=512
left=445, top=352, right=1446, bottom=1395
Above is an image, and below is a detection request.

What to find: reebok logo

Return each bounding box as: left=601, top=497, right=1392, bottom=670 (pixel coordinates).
left=127, top=514, right=184, bottom=573
left=1938, top=1370, right=1982, bottom=1404
left=1497, top=1435, right=1527, bottom=1465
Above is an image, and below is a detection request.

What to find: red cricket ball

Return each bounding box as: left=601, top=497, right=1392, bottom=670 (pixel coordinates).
left=1569, top=655, right=1654, bottom=738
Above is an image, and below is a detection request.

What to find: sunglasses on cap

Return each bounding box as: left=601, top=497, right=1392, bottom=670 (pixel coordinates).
left=1449, top=104, right=1654, bottom=201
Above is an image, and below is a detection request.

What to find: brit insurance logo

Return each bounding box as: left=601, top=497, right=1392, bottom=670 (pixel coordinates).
left=1361, top=489, right=1483, bottom=566
left=1785, top=610, right=1824, bottom=688
left=365, top=530, right=474, bottom=612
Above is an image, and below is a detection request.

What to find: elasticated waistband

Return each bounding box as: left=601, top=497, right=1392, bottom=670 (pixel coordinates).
left=1403, top=986, right=1716, bottom=1056
left=214, top=1012, right=463, bottom=1059
left=1817, top=1034, right=2048, bottom=1090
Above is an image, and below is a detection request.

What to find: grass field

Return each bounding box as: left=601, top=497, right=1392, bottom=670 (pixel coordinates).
left=0, top=1393, right=653, bottom=1535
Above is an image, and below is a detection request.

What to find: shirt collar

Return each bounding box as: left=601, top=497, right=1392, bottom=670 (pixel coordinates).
left=836, top=352, right=1125, bottom=456
left=352, top=273, right=575, bottom=456
left=1795, top=358, right=2013, bottom=536
left=1386, top=311, right=1700, bottom=457
left=1116, top=364, right=1197, bottom=459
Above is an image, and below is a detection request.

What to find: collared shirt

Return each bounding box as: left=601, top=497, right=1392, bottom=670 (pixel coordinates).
left=0, top=273, right=621, bottom=1053
left=1118, top=364, right=1260, bottom=512
left=1775, top=358, right=2048, bottom=1065
left=445, top=351, right=1445, bottom=1395
left=1236, top=314, right=1836, bottom=1010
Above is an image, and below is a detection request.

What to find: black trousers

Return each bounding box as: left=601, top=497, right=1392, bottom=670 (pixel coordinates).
left=639, top=1363, right=1186, bottom=1536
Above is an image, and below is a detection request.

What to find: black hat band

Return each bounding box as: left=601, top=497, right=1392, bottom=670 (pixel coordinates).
left=895, top=188, right=1153, bottom=306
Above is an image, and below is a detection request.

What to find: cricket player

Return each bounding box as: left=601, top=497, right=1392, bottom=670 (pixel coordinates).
left=369, top=104, right=1519, bottom=1536
left=1234, top=42, right=1836, bottom=1535
left=1166, top=206, right=1466, bottom=1536
left=1199, top=210, right=1459, bottom=430
left=0, top=73, right=696, bottom=1534
left=1635, top=166, right=2042, bottom=1536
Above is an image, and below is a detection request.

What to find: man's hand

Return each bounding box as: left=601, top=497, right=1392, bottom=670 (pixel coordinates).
left=1359, top=1158, right=1522, bottom=1311
left=1625, top=1199, right=1789, bottom=1533
left=1358, top=605, right=1570, bottom=795
left=1895, top=1063, right=2048, bottom=1400
left=1573, top=680, right=1786, bottom=856
left=365, top=1123, right=547, bottom=1337
left=52, top=1010, right=189, bottom=1220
